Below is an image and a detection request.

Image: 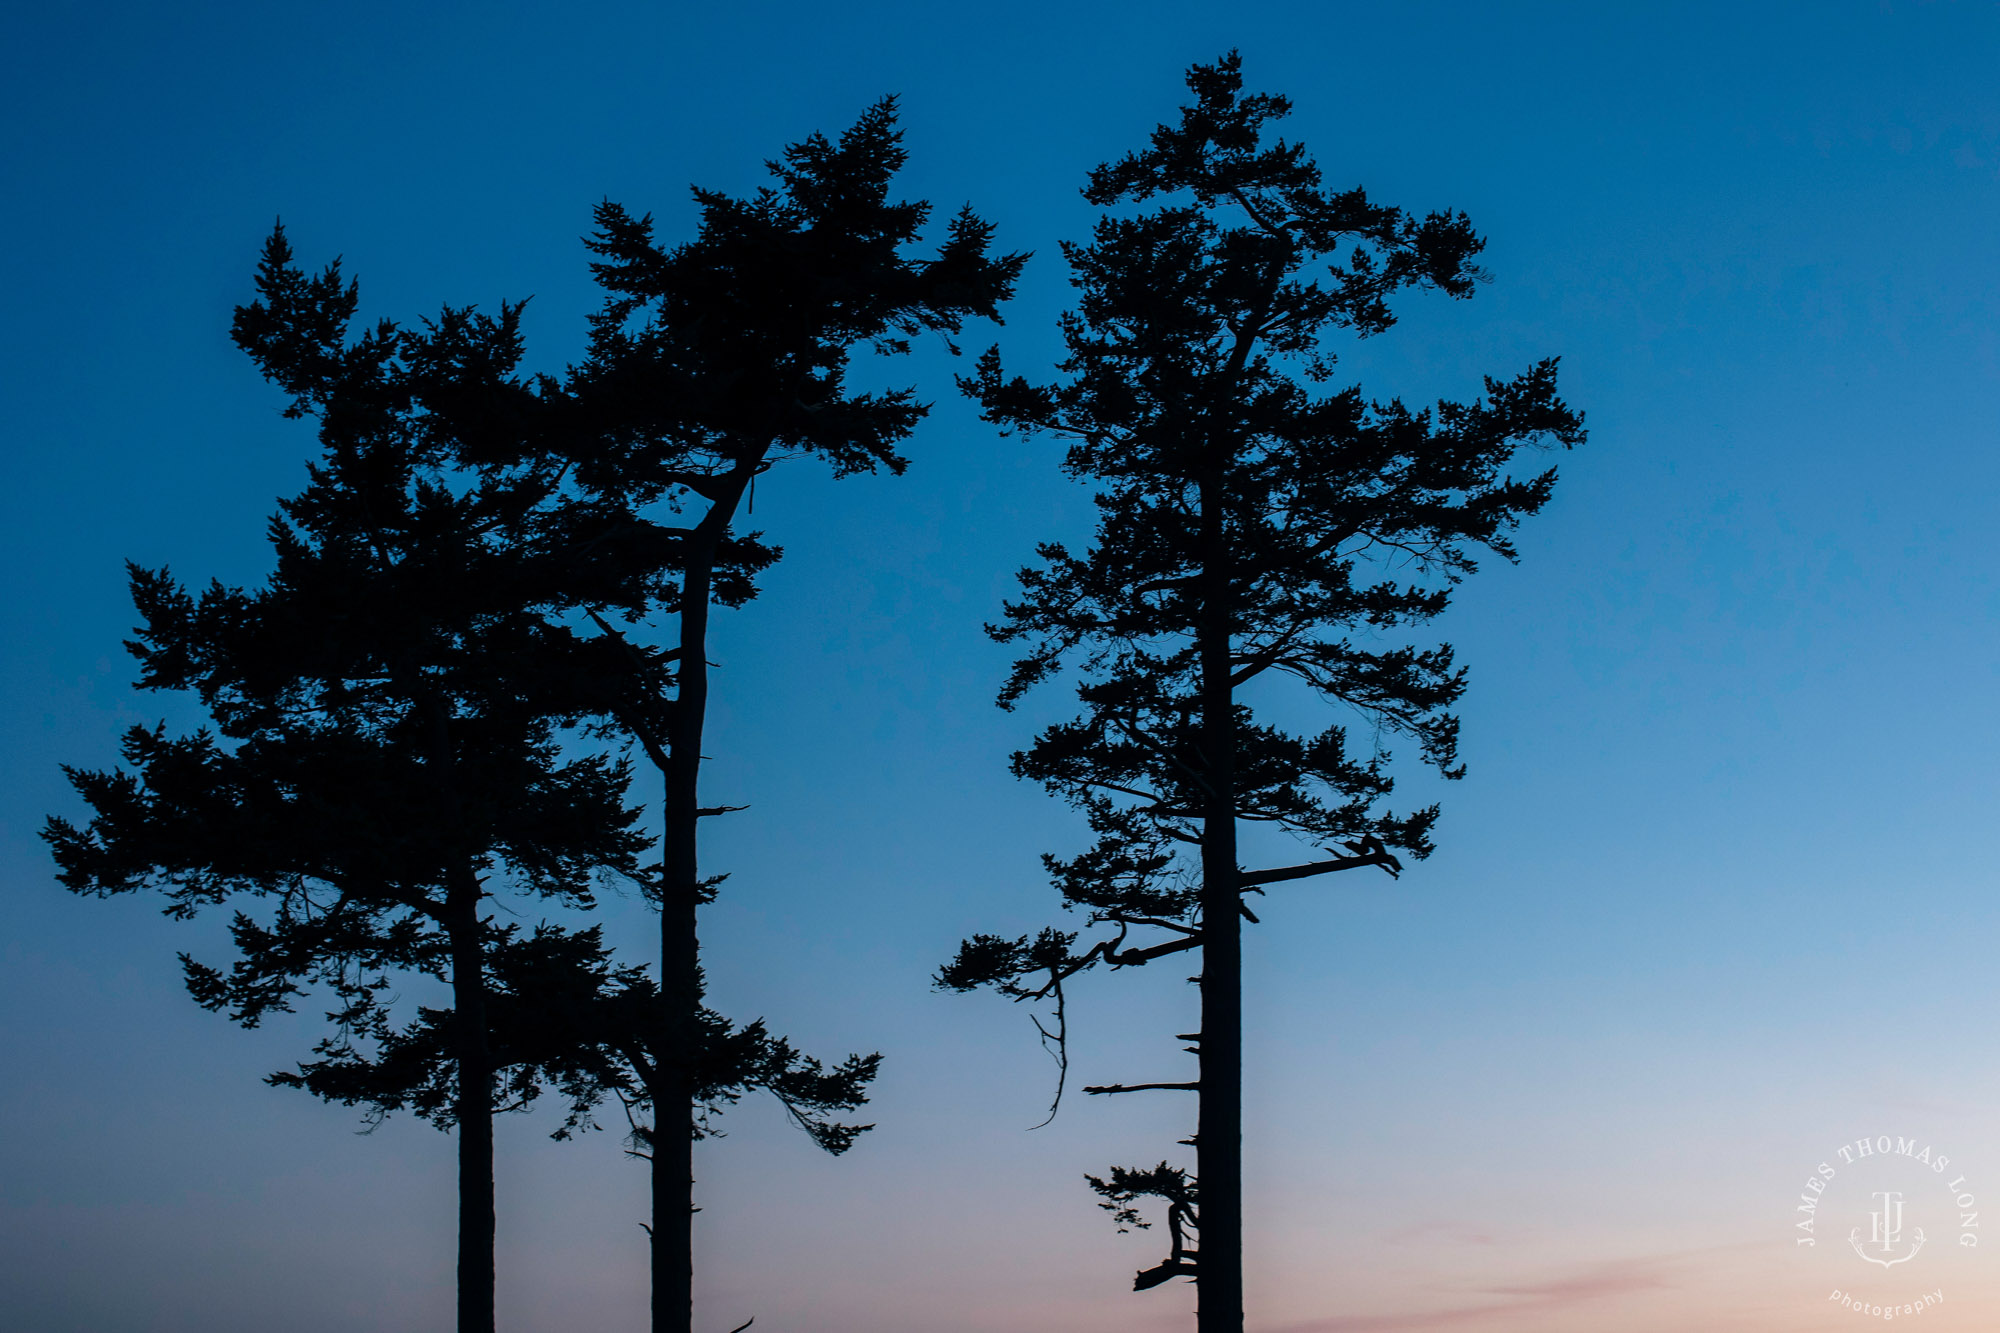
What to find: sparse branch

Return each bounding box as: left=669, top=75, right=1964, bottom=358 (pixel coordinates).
left=1107, top=934, right=1202, bottom=967
left=1027, top=970, right=1069, bottom=1130
left=1238, top=838, right=1403, bottom=888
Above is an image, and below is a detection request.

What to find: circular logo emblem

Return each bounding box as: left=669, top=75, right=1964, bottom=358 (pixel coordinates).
left=1794, top=1135, right=1979, bottom=1319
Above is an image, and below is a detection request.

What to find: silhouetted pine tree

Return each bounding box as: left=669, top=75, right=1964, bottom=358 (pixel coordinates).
left=230, top=227, right=908, bottom=1268
left=937, top=54, right=1585, bottom=1332
left=43, top=228, right=654, bottom=1333
left=443, top=100, right=1023, bottom=1333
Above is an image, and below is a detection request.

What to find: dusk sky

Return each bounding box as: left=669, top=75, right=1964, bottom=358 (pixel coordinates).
left=6, top=3, right=2000, bottom=1331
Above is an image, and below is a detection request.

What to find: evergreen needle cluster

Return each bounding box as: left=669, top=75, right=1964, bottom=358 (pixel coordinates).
left=43, top=54, right=1581, bottom=1333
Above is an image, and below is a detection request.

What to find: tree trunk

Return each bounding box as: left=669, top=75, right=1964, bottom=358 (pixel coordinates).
left=652, top=461, right=757, bottom=1333
left=1196, top=481, right=1243, bottom=1333
left=656, top=553, right=707, bottom=1333
left=448, top=887, right=497, bottom=1333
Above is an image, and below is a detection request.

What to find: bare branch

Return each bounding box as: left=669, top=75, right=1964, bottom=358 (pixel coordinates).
left=1238, top=841, right=1402, bottom=888
left=1026, top=968, right=1069, bottom=1130
left=1107, top=935, right=1201, bottom=967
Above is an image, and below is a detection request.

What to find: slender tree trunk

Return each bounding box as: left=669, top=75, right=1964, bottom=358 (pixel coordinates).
left=447, top=885, right=497, bottom=1333
left=652, top=460, right=757, bottom=1333
left=656, top=554, right=707, bottom=1333
left=1196, top=480, right=1243, bottom=1333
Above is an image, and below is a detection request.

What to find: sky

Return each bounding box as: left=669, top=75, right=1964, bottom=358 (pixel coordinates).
left=4, top=2, right=2000, bottom=1330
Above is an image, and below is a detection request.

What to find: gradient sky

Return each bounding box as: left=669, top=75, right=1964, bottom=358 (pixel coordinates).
left=5, top=3, right=2000, bottom=1331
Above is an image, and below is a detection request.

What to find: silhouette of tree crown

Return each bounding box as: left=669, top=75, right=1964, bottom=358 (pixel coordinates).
left=940, top=52, right=1584, bottom=1305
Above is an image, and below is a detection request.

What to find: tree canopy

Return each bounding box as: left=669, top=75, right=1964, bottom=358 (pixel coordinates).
left=45, top=223, right=657, bottom=1333
left=409, top=98, right=1023, bottom=1333
left=939, top=53, right=1584, bottom=1331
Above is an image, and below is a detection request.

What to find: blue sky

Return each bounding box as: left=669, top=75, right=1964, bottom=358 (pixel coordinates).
left=5, top=3, right=2000, bottom=1330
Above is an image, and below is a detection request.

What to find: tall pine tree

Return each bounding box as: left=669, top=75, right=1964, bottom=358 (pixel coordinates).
left=938, top=55, right=1585, bottom=1331
left=448, top=100, right=1024, bottom=1333
left=44, top=229, right=653, bottom=1333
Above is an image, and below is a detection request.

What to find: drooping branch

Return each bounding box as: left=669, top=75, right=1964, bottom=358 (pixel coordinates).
left=1027, top=970, right=1069, bottom=1130
left=938, top=920, right=1203, bottom=1126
